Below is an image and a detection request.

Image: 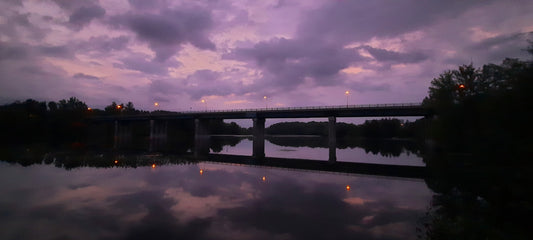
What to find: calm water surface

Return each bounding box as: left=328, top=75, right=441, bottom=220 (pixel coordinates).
left=211, top=137, right=425, bottom=166
left=0, top=139, right=432, bottom=240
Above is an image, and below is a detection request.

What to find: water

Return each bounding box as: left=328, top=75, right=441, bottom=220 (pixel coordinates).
left=211, top=136, right=425, bottom=166
left=0, top=139, right=433, bottom=240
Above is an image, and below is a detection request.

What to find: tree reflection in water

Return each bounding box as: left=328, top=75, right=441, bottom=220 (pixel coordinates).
left=419, top=155, right=532, bottom=239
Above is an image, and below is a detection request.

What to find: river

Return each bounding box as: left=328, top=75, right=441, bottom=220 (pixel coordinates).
left=0, top=137, right=433, bottom=240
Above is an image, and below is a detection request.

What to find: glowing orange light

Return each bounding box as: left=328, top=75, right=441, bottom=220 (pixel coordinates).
left=201, top=99, right=205, bottom=103
left=117, top=105, right=122, bottom=109
left=114, top=160, right=118, bottom=164
left=152, top=164, right=156, bottom=168
left=87, top=107, right=92, bottom=111
left=459, top=84, right=465, bottom=89
left=200, top=169, right=204, bottom=175
left=262, top=176, right=266, bottom=182
left=345, top=90, right=350, bottom=95
left=346, top=185, right=351, bottom=191
left=154, top=102, right=159, bottom=106
left=263, top=96, right=267, bottom=99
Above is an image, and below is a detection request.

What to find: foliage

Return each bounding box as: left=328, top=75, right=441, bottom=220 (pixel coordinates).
left=266, top=119, right=425, bottom=139
left=423, top=54, right=533, bottom=162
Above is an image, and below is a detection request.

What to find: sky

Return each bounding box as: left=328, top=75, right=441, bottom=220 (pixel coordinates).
left=1, top=0, right=532, bottom=112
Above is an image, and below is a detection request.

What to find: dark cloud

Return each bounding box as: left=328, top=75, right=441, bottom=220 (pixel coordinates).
left=37, top=45, right=74, bottom=58
left=349, top=80, right=391, bottom=93
left=148, top=70, right=240, bottom=100
left=76, top=36, right=130, bottom=55
left=466, top=32, right=533, bottom=64
left=73, top=73, right=100, bottom=81
left=0, top=42, right=29, bottom=61
left=113, top=53, right=180, bottom=75
left=362, top=46, right=428, bottom=64
left=128, top=0, right=167, bottom=10
left=2, top=0, right=22, bottom=6
left=0, top=11, right=47, bottom=40
left=52, top=0, right=106, bottom=30
left=148, top=79, right=181, bottom=95
left=68, top=5, right=106, bottom=28
left=223, top=0, right=500, bottom=97
left=184, top=70, right=238, bottom=99
left=297, top=0, right=496, bottom=45
left=226, top=38, right=363, bottom=91
left=110, top=7, right=215, bottom=62
left=0, top=55, right=71, bottom=102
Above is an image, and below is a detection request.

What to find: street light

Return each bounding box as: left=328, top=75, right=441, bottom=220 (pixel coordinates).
left=154, top=102, right=159, bottom=111
left=345, top=91, right=350, bottom=107
left=263, top=96, right=268, bottom=108
left=201, top=99, right=207, bottom=111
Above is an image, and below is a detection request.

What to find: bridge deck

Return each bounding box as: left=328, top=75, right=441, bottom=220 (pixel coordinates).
left=91, top=103, right=430, bottom=121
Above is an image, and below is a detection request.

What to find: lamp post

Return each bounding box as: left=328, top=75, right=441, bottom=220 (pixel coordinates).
left=263, top=96, right=268, bottom=109
left=201, top=99, right=207, bottom=111
left=345, top=90, right=350, bottom=107
left=154, top=102, right=159, bottom=111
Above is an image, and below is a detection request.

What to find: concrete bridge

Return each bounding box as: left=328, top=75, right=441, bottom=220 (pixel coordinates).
left=91, top=103, right=431, bottom=161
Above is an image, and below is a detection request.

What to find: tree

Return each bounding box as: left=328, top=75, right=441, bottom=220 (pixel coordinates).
left=422, top=42, right=533, bottom=160
left=58, top=97, right=88, bottom=112
left=125, top=102, right=136, bottom=113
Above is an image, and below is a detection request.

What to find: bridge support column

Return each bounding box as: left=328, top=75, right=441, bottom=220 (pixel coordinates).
left=328, top=116, right=336, bottom=162
left=194, top=119, right=210, bottom=158
left=149, top=120, right=168, bottom=152
left=253, top=118, right=265, bottom=159
left=113, top=120, right=132, bottom=149
left=113, top=120, right=119, bottom=149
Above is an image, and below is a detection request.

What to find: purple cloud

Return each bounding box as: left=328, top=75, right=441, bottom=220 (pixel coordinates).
left=297, top=0, right=497, bottom=44
left=110, top=7, right=215, bottom=62
left=226, top=38, right=364, bottom=91
left=113, top=53, right=181, bottom=75
left=362, top=46, right=428, bottom=64
left=73, top=73, right=100, bottom=81
left=68, top=5, right=105, bottom=28
left=1, top=0, right=532, bottom=110
left=52, top=0, right=106, bottom=30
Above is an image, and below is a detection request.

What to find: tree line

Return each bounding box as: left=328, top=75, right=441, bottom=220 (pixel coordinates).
left=422, top=44, right=533, bottom=164
left=0, top=98, right=242, bottom=149
left=266, top=118, right=427, bottom=139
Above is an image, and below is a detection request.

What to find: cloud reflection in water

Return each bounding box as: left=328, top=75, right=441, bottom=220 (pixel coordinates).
left=0, top=161, right=431, bottom=240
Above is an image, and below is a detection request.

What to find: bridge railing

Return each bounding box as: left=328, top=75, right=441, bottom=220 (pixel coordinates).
left=181, top=102, right=423, bottom=114
left=89, top=102, right=426, bottom=120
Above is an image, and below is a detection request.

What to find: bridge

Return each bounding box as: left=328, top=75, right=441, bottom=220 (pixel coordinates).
left=90, top=103, right=431, bottom=161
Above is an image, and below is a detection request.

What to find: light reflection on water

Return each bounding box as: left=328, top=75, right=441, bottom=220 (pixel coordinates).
left=0, top=158, right=432, bottom=240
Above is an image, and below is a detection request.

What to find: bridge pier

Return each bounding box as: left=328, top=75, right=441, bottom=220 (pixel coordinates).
left=149, top=120, right=168, bottom=152
left=328, top=116, right=336, bottom=162
left=113, top=120, right=118, bottom=149
left=253, top=118, right=265, bottom=159
left=194, top=119, right=210, bottom=158
left=113, top=120, right=132, bottom=149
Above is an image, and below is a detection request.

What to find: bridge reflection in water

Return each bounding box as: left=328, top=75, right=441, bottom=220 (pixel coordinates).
left=205, top=154, right=427, bottom=180
left=94, top=103, right=431, bottom=162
